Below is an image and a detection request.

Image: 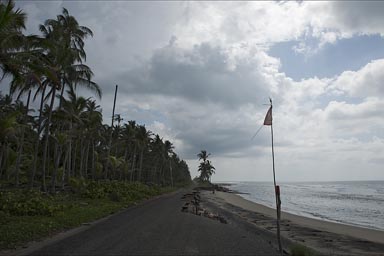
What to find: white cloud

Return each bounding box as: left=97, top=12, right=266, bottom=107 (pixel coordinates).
left=331, top=59, right=384, bottom=97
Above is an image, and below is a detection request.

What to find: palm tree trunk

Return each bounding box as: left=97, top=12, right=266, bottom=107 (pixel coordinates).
left=50, top=142, right=61, bottom=193
left=59, top=81, right=65, bottom=108
left=30, top=84, right=47, bottom=188
left=130, top=145, right=136, bottom=182
left=4, top=144, right=9, bottom=179
left=72, top=139, right=78, bottom=177
left=169, top=158, right=173, bottom=188
left=79, top=138, right=84, bottom=178
left=0, top=143, right=5, bottom=179
left=61, top=146, right=69, bottom=189
left=138, top=148, right=144, bottom=182
left=67, top=122, right=73, bottom=178
left=14, top=90, right=31, bottom=186
left=91, top=140, right=95, bottom=180
left=41, top=85, right=57, bottom=192
left=159, top=165, right=164, bottom=185
left=84, top=140, right=90, bottom=178
left=123, top=147, right=129, bottom=181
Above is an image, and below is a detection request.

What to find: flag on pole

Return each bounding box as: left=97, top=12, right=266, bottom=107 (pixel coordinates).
left=263, top=106, right=272, bottom=126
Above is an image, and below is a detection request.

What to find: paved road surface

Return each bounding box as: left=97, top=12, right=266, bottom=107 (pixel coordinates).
left=28, top=190, right=279, bottom=255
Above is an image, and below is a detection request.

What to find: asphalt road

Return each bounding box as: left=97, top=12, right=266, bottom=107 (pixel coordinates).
left=28, top=189, right=279, bottom=255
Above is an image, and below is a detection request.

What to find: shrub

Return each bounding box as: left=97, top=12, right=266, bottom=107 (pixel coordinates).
left=0, top=190, right=64, bottom=216
left=290, top=244, right=317, bottom=256
left=68, top=178, right=165, bottom=203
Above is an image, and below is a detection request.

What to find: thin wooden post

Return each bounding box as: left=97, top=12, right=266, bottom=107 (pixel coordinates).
left=270, top=100, right=283, bottom=254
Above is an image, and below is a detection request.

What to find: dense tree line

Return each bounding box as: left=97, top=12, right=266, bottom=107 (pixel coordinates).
left=0, top=0, right=191, bottom=192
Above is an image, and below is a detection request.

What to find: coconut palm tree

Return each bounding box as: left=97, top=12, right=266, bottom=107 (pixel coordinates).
left=197, top=150, right=215, bottom=182
left=164, top=140, right=174, bottom=187
left=0, top=94, right=18, bottom=178
left=120, top=122, right=136, bottom=180
left=84, top=99, right=102, bottom=180
left=126, top=120, right=137, bottom=181
left=135, top=125, right=152, bottom=182
left=197, top=150, right=210, bottom=163
left=0, top=4, right=193, bottom=189
left=0, top=0, right=26, bottom=78
left=36, top=8, right=100, bottom=191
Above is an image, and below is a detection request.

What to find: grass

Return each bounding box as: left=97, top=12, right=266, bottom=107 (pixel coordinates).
left=290, top=244, right=318, bottom=256
left=0, top=180, right=175, bottom=250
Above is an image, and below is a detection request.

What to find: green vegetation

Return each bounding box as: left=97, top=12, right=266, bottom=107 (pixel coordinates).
left=0, top=0, right=191, bottom=249
left=0, top=0, right=191, bottom=189
left=0, top=180, right=173, bottom=249
left=197, top=150, right=215, bottom=182
left=290, top=244, right=317, bottom=256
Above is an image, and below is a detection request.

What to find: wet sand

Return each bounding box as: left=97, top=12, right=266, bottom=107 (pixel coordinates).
left=204, top=190, right=384, bottom=255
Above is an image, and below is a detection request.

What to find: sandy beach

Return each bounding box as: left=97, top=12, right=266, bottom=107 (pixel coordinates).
left=203, top=190, right=384, bottom=255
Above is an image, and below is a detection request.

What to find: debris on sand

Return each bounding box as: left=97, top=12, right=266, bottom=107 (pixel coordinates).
left=181, top=190, right=227, bottom=224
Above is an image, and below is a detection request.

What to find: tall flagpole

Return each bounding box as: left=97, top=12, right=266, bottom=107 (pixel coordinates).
left=269, top=99, right=282, bottom=254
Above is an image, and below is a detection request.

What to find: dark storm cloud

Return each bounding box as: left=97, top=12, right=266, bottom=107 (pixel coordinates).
left=174, top=119, right=269, bottom=159
left=113, top=42, right=270, bottom=109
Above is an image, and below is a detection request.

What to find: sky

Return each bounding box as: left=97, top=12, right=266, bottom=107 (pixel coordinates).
left=7, top=1, right=384, bottom=182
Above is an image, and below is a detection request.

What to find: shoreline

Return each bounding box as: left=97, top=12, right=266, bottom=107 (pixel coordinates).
left=219, top=191, right=384, bottom=244
left=205, top=190, right=384, bottom=255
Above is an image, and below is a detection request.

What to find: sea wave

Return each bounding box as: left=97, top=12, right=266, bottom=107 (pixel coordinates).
left=227, top=180, right=384, bottom=231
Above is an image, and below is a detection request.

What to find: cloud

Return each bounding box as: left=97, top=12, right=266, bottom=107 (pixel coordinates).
left=112, top=42, right=276, bottom=108
left=12, top=1, right=384, bottom=181
left=327, top=2, right=384, bottom=36
left=321, top=98, right=384, bottom=138
left=331, top=59, right=384, bottom=97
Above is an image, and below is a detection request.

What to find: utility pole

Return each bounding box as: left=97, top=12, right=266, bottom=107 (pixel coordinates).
left=106, top=85, right=118, bottom=179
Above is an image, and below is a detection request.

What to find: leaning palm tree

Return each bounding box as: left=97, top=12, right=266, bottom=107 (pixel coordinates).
left=0, top=0, right=26, bottom=79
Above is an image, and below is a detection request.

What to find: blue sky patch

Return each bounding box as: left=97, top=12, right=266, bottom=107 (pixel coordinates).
left=269, top=35, right=384, bottom=81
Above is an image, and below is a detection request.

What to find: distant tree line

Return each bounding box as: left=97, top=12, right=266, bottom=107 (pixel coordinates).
left=0, top=0, right=191, bottom=192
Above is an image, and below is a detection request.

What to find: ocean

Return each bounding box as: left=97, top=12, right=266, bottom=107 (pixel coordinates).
left=225, top=181, right=384, bottom=231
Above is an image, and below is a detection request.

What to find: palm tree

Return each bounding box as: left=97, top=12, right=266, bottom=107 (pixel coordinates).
left=127, top=120, right=137, bottom=181
left=36, top=8, right=100, bottom=191
left=0, top=94, right=18, bottom=178
left=135, top=125, right=151, bottom=182
left=84, top=99, right=102, bottom=180
left=121, top=122, right=135, bottom=181
left=0, top=4, right=193, bottom=189
left=59, top=88, right=88, bottom=177
left=0, top=0, right=26, bottom=78
left=150, top=134, right=164, bottom=184
left=164, top=140, right=174, bottom=187
left=197, top=150, right=215, bottom=182
left=197, top=150, right=210, bottom=163
left=12, top=89, right=30, bottom=186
